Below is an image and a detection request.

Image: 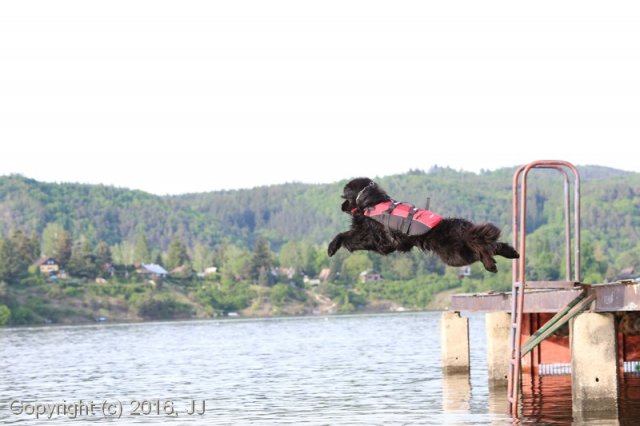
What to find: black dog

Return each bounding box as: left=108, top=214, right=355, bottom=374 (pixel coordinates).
left=327, top=177, right=519, bottom=273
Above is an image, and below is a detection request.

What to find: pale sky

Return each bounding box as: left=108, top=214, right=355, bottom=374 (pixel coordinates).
left=1, top=1, right=640, bottom=195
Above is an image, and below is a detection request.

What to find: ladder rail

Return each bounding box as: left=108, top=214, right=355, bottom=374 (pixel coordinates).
left=507, top=161, right=581, bottom=417
left=507, top=281, right=521, bottom=406
left=508, top=165, right=526, bottom=411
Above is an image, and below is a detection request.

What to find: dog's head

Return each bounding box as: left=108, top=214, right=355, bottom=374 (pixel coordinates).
left=341, top=177, right=391, bottom=213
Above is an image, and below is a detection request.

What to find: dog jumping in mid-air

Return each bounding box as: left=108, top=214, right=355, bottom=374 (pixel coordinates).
left=327, top=177, right=519, bottom=273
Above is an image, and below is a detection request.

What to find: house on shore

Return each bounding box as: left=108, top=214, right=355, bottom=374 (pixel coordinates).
left=137, top=263, right=168, bottom=278
left=359, top=270, right=383, bottom=283
left=34, top=257, right=59, bottom=275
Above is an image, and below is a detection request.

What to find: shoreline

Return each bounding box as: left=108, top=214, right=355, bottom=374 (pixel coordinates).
left=0, top=307, right=447, bottom=330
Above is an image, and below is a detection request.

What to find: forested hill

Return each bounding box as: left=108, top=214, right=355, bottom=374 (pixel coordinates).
left=149, top=164, right=640, bottom=283
left=0, top=166, right=637, bottom=245
left=1, top=165, right=639, bottom=280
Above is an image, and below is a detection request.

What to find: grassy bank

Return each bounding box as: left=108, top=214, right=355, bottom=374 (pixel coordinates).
left=0, top=272, right=472, bottom=326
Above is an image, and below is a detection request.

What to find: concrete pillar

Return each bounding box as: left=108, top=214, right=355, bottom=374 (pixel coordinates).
left=571, top=312, right=618, bottom=413
left=441, top=311, right=469, bottom=374
left=485, top=311, right=511, bottom=383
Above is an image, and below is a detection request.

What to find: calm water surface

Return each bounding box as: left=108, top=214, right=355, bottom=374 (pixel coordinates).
left=0, top=312, right=637, bottom=424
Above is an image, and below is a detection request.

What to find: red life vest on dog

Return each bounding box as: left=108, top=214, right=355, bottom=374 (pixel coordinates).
left=353, top=200, right=442, bottom=236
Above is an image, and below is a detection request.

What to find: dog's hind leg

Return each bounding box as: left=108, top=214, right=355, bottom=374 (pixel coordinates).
left=484, top=258, right=497, bottom=273
left=480, top=255, right=498, bottom=273
left=495, top=242, right=519, bottom=259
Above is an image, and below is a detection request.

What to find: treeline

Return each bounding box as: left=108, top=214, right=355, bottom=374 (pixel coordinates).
left=2, top=166, right=640, bottom=281
left=3, top=166, right=639, bottom=256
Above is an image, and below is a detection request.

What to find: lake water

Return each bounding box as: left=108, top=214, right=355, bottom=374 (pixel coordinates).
left=0, top=312, right=637, bottom=425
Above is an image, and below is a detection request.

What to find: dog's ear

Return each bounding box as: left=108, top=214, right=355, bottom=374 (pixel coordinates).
left=356, top=185, right=376, bottom=209
left=356, top=181, right=390, bottom=209
left=345, top=177, right=373, bottom=194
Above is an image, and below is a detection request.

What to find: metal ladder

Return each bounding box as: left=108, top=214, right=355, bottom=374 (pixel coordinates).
left=507, top=160, right=589, bottom=416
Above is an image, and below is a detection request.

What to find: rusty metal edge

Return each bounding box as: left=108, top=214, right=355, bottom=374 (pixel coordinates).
left=451, top=282, right=640, bottom=313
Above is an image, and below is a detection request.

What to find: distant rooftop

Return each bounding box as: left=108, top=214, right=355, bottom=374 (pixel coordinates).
left=141, top=263, right=168, bottom=275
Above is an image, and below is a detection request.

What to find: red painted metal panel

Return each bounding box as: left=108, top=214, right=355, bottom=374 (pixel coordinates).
left=520, top=313, right=571, bottom=374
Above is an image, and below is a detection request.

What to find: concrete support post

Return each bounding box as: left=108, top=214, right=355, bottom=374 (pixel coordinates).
left=571, top=312, right=618, bottom=413
left=441, top=311, right=469, bottom=374
left=485, top=312, right=511, bottom=382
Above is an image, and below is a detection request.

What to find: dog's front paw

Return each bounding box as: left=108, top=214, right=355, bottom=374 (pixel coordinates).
left=328, top=237, right=341, bottom=257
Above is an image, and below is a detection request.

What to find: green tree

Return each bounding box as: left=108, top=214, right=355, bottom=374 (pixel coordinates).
left=136, top=294, right=194, bottom=320
left=95, top=241, right=112, bottom=266
left=328, top=249, right=348, bottom=282
left=257, top=266, right=269, bottom=286
left=581, top=237, right=608, bottom=283
left=0, top=304, right=11, bottom=326
left=221, top=244, right=250, bottom=282
left=28, top=233, right=41, bottom=261
left=192, top=244, right=212, bottom=273
left=12, top=229, right=39, bottom=268
left=532, top=251, right=558, bottom=281
left=250, top=237, right=274, bottom=284
left=134, top=232, right=151, bottom=264
left=279, top=241, right=302, bottom=270
left=95, top=241, right=112, bottom=276
left=341, top=253, right=373, bottom=284
left=111, top=241, right=134, bottom=266
left=54, top=230, right=73, bottom=268
left=270, top=283, right=296, bottom=307
left=390, top=256, right=415, bottom=280
left=0, top=230, right=39, bottom=282
left=67, top=238, right=98, bottom=278
left=41, top=223, right=65, bottom=257
left=0, top=239, right=13, bottom=282
left=299, top=242, right=319, bottom=277
left=314, top=247, right=330, bottom=274
left=213, top=241, right=229, bottom=269
left=277, top=241, right=319, bottom=277
left=166, top=236, right=190, bottom=270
